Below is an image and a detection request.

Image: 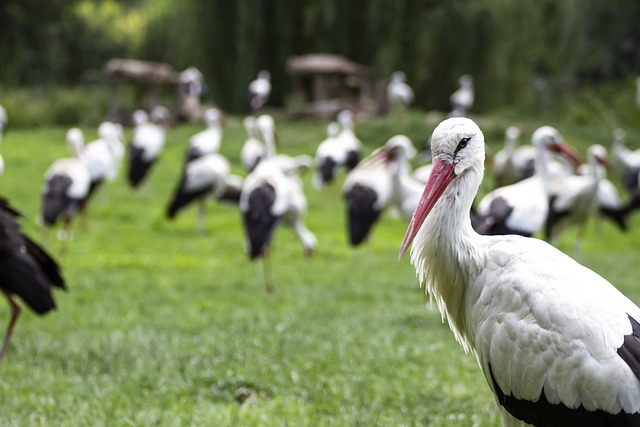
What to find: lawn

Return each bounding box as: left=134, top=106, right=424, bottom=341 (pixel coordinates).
left=0, top=111, right=639, bottom=426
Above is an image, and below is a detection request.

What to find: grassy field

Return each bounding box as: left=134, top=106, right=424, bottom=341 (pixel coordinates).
left=0, top=111, right=639, bottom=426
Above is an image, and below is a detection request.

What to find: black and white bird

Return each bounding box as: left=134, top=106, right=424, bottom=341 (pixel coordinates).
left=399, top=116, right=640, bottom=426
left=547, top=144, right=626, bottom=253
left=492, top=126, right=536, bottom=187
left=343, top=147, right=393, bottom=247
left=378, top=135, right=424, bottom=222
left=0, top=199, right=66, bottom=360
left=184, top=107, right=222, bottom=162
left=166, top=153, right=241, bottom=233
left=313, top=122, right=342, bottom=188
left=474, top=126, right=581, bottom=237
left=610, top=128, right=640, bottom=192
left=336, top=110, right=362, bottom=171
left=386, top=71, right=415, bottom=111
left=240, top=116, right=266, bottom=173
left=41, top=129, right=91, bottom=239
left=248, top=70, right=271, bottom=112
left=449, top=74, right=475, bottom=117
left=240, top=155, right=316, bottom=293
left=128, top=106, right=171, bottom=188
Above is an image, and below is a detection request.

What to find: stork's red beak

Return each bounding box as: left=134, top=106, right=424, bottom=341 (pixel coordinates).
left=398, top=158, right=456, bottom=259
left=550, top=142, right=582, bottom=167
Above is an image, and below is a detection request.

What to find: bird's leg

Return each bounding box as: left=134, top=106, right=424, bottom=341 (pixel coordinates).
left=79, top=201, right=88, bottom=232
left=197, top=199, right=206, bottom=235
left=262, top=252, right=275, bottom=294
left=574, top=222, right=587, bottom=259
left=0, top=291, right=21, bottom=361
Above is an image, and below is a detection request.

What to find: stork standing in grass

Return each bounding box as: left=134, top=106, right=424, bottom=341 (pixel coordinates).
left=546, top=144, right=626, bottom=254
left=336, top=110, right=362, bottom=171
left=449, top=74, right=474, bottom=117
left=0, top=199, right=66, bottom=360
left=127, top=106, right=171, bottom=188
left=313, top=122, right=343, bottom=188
left=343, top=148, right=393, bottom=247
left=241, top=116, right=266, bottom=173
left=399, top=116, right=640, bottom=426
left=184, top=107, right=222, bottom=162
left=166, top=153, right=241, bottom=233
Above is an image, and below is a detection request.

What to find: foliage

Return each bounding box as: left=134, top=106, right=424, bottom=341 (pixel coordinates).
left=0, top=114, right=639, bottom=425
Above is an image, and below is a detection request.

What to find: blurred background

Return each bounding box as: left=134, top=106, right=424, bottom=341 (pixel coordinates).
left=2, top=0, right=640, bottom=126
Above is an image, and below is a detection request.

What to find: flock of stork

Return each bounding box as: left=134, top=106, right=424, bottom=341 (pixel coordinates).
left=1, top=68, right=640, bottom=425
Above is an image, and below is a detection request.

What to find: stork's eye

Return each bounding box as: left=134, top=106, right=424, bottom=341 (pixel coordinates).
left=455, top=137, right=470, bottom=154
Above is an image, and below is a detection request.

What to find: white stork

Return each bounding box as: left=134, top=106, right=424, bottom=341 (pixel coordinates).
left=127, top=106, right=171, bottom=188
left=547, top=144, right=626, bottom=253
left=313, top=122, right=343, bottom=188
left=449, top=74, right=474, bottom=117
left=240, top=156, right=316, bottom=293
left=0, top=199, right=66, bottom=360
left=386, top=71, right=415, bottom=111
left=185, top=107, right=222, bottom=162
left=492, top=126, right=536, bottom=187
left=65, top=123, right=121, bottom=228
left=166, top=153, right=241, bottom=233
left=474, top=126, right=581, bottom=237
left=343, top=147, right=393, bottom=247
left=378, top=135, right=424, bottom=222
left=610, top=128, right=640, bottom=192
left=248, top=70, right=271, bottom=112
left=336, top=110, right=362, bottom=171
left=399, top=116, right=640, bottom=426
left=240, top=116, right=266, bottom=173
left=42, top=131, right=91, bottom=241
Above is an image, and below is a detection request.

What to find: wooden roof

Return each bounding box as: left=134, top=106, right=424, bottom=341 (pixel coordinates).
left=287, top=54, right=367, bottom=77
left=104, top=58, right=180, bottom=85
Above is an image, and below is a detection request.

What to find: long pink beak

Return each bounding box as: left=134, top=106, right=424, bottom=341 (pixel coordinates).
left=551, top=142, right=582, bottom=167
left=398, top=158, right=456, bottom=259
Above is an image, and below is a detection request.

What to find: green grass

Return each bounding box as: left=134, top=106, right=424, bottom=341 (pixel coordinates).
left=0, top=111, right=639, bottom=426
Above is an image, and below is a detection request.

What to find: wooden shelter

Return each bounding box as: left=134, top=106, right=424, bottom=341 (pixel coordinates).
left=103, top=58, right=180, bottom=122
left=286, top=54, right=373, bottom=118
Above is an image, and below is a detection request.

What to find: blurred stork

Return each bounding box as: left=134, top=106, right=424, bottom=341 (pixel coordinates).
left=546, top=144, right=624, bottom=254
left=240, top=115, right=315, bottom=292
left=65, top=123, right=122, bottom=229
left=610, top=128, right=640, bottom=193
left=336, top=110, right=362, bottom=171
left=449, top=74, right=474, bottom=117
left=343, top=147, right=392, bottom=247
left=313, top=122, right=343, bottom=188
left=386, top=71, right=414, bottom=112
left=185, top=107, right=222, bottom=162
left=166, top=153, right=241, bottom=233
left=492, top=126, right=536, bottom=187
left=399, top=116, right=640, bottom=426
left=248, top=70, right=271, bottom=112
left=241, top=116, right=266, bottom=173
left=0, top=199, right=66, bottom=360
left=127, top=106, right=171, bottom=188
left=474, top=126, right=581, bottom=237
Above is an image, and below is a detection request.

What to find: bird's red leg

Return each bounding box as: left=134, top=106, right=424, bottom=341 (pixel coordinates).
left=262, top=251, right=275, bottom=294
left=0, top=291, right=21, bottom=360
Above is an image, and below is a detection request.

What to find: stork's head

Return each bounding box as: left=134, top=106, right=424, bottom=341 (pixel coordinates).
left=132, top=109, right=149, bottom=127
left=203, top=108, right=221, bottom=128
left=532, top=126, right=582, bottom=166
left=258, top=70, right=271, bottom=81
left=588, top=144, right=611, bottom=169
left=326, top=122, right=340, bottom=138
left=66, top=127, right=84, bottom=155
left=380, top=135, right=416, bottom=164
left=399, top=117, right=484, bottom=258
left=391, top=71, right=407, bottom=82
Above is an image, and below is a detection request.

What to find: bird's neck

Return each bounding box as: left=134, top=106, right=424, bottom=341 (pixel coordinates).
left=410, top=166, right=485, bottom=352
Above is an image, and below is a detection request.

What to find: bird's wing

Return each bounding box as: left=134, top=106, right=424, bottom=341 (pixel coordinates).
left=472, top=237, right=640, bottom=416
